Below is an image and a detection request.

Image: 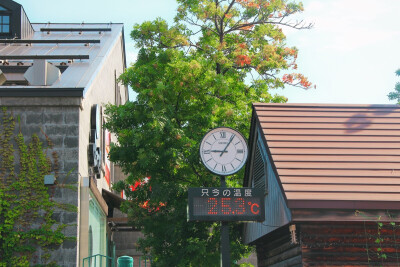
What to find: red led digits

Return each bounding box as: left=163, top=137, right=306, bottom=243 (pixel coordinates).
left=204, top=197, right=261, bottom=217
left=208, top=198, right=218, bottom=215
left=234, top=198, right=245, bottom=215
left=221, top=198, right=231, bottom=214
left=189, top=188, right=264, bottom=221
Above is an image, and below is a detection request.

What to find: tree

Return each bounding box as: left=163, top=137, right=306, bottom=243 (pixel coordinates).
left=388, top=69, right=400, bottom=103
left=105, top=0, right=311, bottom=266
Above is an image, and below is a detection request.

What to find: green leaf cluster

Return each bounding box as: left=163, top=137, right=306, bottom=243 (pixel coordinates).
left=0, top=108, right=74, bottom=266
left=105, top=0, right=310, bottom=266
left=388, top=69, right=400, bottom=103
left=356, top=210, right=399, bottom=265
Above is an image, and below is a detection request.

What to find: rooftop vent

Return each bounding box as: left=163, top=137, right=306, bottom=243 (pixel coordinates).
left=0, top=69, right=6, bottom=85
left=24, top=59, right=61, bottom=86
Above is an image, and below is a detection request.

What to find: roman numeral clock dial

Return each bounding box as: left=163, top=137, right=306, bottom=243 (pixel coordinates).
left=200, top=127, right=248, bottom=176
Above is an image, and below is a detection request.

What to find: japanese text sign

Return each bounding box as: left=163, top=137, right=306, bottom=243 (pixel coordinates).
left=188, top=187, right=265, bottom=222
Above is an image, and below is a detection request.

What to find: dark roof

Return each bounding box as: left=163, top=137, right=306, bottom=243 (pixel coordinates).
left=250, top=103, right=400, bottom=210
left=0, top=0, right=34, bottom=39
left=0, top=0, right=21, bottom=11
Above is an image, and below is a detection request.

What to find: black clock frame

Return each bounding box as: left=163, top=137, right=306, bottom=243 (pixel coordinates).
left=199, top=127, right=249, bottom=176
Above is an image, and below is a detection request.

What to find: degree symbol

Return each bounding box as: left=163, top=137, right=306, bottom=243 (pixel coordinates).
left=251, top=203, right=260, bottom=215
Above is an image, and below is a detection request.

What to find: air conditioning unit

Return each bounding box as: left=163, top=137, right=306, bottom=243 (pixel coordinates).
left=88, top=143, right=101, bottom=172
left=88, top=104, right=102, bottom=178
left=0, top=70, right=6, bottom=85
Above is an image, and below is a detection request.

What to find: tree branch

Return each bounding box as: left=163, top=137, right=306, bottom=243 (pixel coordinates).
left=214, top=0, right=221, bottom=36
left=190, top=163, right=202, bottom=181
left=174, top=92, right=182, bottom=128
left=185, top=17, right=219, bottom=36
left=221, top=0, right=236, bottom=34
left=225, top=13, right=313, bottom=34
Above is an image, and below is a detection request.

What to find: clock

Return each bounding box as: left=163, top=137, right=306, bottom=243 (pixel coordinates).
left=200, top=127, right=248, bottom=176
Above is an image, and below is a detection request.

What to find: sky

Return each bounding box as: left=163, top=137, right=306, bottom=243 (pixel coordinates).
left=16, top=0, right=400, bottom=105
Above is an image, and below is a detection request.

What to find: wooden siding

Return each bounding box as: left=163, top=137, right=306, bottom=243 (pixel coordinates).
left=255, top=225, right=302, bottom=267
left=253, top=103, right=400, bottom=209
left=244, top=128, right=291, bottom=244
left=301, top=222, right=400, bottom=266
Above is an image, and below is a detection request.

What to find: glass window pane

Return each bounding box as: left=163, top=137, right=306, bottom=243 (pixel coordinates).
left=3, top=16, right=9, bottom=24
left=3, top=25, right=9, bottom=33
left=0, top=6, right=7, bottom=11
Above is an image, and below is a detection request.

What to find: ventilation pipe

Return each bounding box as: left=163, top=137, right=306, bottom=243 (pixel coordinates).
left=289, top=224, right=298, bottom=244
left=0, top=70, right=6, bottom=85
left=24, top=59, right=61, bottom=86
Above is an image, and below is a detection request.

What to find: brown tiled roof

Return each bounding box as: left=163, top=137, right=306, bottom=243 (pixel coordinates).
left=253, top=103, right=400, bottom=209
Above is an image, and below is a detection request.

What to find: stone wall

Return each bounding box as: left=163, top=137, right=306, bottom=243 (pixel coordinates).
left=1, top=96, right=81, bottom=266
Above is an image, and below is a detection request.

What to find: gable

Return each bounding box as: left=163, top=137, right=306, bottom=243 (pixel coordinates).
left=244, top=126, right=291, bottom=244
left=250, top=103, right=400, bottom=210
left=0, top=0, right=34, bottom=39
left=0, top=0, right=20, bottom=10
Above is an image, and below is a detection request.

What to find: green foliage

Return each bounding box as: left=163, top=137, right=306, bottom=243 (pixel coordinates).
left=0, top=108, right=74, bottom=266
left=356, top=210, right=400, bottom=265
left=387, top=68, right=400, bottom=103
left=105, top=0, right=311, bottom=266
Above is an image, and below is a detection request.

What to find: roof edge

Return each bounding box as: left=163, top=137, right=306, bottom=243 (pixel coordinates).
left=243, top=106, right=257, bottom=187
left=32, top=22, right=124, bottom=26
left=0, top=87, right=84, bottom=97
left=288, top=200, right=400, bottom=210
left=82, top=29, right=125, bottom=97
left=253, top=103, right=400, bottom=108
left=292, top=207, right=400, bottom=222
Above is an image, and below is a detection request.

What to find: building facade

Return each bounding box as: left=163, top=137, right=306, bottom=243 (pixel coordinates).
left=244, top=103, right=400, bottom=266
left=0, top=0, right=130, bottom=265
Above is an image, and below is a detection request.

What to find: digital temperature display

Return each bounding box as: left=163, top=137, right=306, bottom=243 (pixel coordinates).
left=188, top=187, right=265, bottom=222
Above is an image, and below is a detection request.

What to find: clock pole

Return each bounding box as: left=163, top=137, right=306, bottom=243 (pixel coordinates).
left=198, top=127, right=249, bottom=267
left=220, top=175, right=230, bottom=267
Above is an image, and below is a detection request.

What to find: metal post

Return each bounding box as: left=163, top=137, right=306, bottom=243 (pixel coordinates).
left=220, top=176, right=230, bottom=267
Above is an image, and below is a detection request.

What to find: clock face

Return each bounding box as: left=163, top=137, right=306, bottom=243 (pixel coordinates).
left=200, top=127, right=248, bottom=176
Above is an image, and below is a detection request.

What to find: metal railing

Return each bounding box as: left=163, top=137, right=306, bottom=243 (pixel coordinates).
left=82, top=254, right=114, bottom=267
left=139, top=256, right=152, bottom=267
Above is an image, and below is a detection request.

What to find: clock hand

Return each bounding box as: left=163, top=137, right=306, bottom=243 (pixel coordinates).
left=220, top=135, right=234, bottom=157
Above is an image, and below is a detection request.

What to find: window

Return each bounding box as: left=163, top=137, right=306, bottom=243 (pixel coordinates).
left=0, top=15, right=9, bottom=33
left=88, top=226, right=93, bottom=257
left=0, top=5, right=10, bottom=35
left=88, top=196, right=106, bottom=257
